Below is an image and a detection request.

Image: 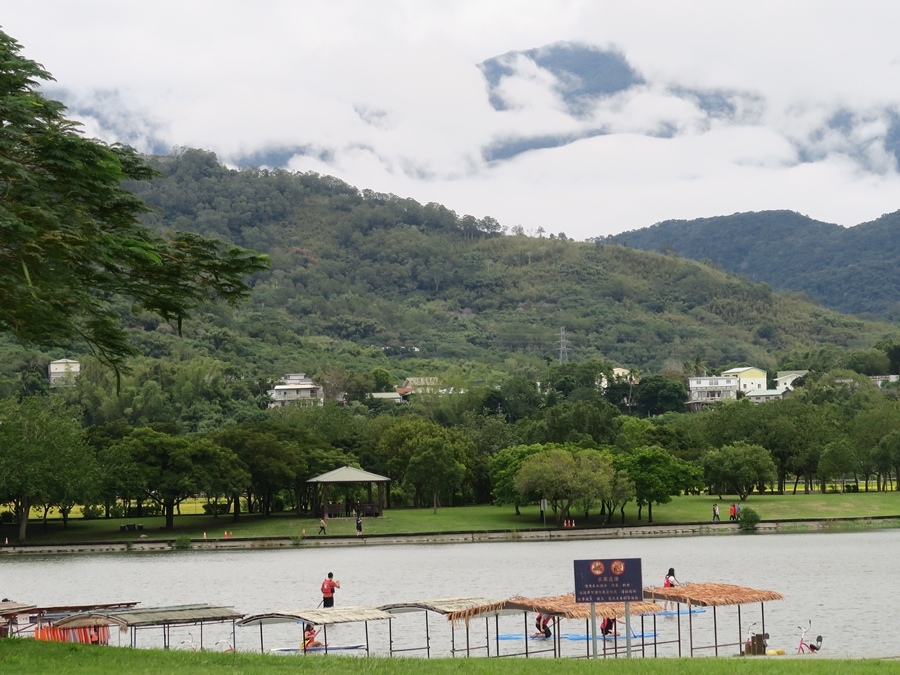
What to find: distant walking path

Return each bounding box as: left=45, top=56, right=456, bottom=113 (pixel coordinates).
left=1, top=515, right=897, bottom=556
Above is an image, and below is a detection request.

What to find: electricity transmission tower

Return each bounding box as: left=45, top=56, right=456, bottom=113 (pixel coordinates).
left=557, top=326, right=569, bottom=364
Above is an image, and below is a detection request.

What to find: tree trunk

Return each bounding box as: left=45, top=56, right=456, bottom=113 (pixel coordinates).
left=232, top=492, right=241, bottom=522
left=164, top=499, right=175, bottom=530
left=432, top=489, right=438, bottom=514
left=648, top=501, right=653, bottom=524
left=17, top=497, right=30, bottom=542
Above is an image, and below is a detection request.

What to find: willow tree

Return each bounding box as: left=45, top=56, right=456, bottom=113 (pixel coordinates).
left=0, top=30, right=269, bottom=372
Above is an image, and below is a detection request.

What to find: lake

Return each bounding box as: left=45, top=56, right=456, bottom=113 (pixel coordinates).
left=4, top=528, right=897, bottom=658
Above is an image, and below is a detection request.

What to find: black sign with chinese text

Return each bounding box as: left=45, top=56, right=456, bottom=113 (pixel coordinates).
left=573, top=558, right=643, bottom=603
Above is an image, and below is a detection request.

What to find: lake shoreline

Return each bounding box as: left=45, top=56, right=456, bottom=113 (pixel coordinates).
left=2, top=514, right=897, bottom=556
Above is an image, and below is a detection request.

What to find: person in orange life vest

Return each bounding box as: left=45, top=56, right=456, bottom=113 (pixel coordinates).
left=89, top=626, right=100, bottom=644
left=303, top=623, right=323, bottom=648
left=729, top=503, right=737, bottom=521
left=600, top=616, right=619, bottom=636
left=321, top=572, right=340, bottom=608
left=530, top=613, right=552, bottom=638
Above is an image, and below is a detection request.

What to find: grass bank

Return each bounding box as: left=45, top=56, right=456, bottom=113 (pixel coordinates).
left=5, top=491, right=900, bottom=545
left=0, top=640, right=894, bottom=675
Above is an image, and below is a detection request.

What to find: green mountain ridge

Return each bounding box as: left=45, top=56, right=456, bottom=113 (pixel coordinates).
left=118, top=150, right=898, bottom=379
left=606, top=209, right=900, bottom=318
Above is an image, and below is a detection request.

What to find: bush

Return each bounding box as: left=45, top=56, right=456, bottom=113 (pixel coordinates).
left=0, top=511, right=15, bottom=524
left=738, top=506, right=761, bottom=532
left=172, top=535, right=192, bottom=550
left=202, top=502, right=230, bottom=516
left=81, top=505, right=103, bottom=520
left=109, top=504, right=125, bottom=519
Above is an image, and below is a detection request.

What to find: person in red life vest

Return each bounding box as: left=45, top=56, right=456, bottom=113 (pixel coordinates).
left=303, top=623, right=324, bottom=649
left=600, top=615, right=619, bottom=636
left=321, top=572, right=340, bottom=608
left=663, top=567, right=679, bottom=610
left=530, top=613, right=552, bottom=639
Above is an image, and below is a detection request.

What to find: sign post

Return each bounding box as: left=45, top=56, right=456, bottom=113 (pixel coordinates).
left=573, top=558, right=643, bottom=658
left=540, top=499, right=547, bottom=526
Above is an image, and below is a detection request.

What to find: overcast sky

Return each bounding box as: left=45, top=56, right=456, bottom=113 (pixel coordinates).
left=5, top=2, right=900, bottom=239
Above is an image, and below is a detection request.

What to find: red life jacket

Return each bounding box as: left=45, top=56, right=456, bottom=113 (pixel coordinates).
left=664, top=575, right=673, bottom=587
left=321, top=579, right=334, bottom=596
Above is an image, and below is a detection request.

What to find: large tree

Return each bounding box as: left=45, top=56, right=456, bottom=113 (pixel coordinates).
left=0, top=397, right=97, bottom=541
left=0, top=30, right=268, bottom=371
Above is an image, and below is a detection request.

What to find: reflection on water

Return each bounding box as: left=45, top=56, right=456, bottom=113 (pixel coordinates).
left=4, top=529, right=899, bottom=657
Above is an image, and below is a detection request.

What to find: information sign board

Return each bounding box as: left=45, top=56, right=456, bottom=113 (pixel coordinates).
left=573, top=558, right=643, bottom=603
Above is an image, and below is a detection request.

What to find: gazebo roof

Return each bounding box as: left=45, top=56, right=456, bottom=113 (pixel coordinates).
left=643, top=583, right=784, bottom=607
left=307, top=466, right=390, bottom=484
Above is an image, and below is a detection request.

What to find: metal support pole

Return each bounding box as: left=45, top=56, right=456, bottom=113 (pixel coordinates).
left=258, top=623, right=264, bottom=653
left=713, top=605, right=718, bottom=656
left=625, top=602, right=632, bottom=658
left=590, top=603, right=598, bottom=658
left=426, top=612, right=430, bottom=658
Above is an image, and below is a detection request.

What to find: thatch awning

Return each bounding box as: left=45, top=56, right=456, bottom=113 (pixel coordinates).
left=446, top=593, right=665, bottom=625
left=238, top=605, right=393, bottom=627
left=643, top=583, right=784, bottom=607
left=53, top=604, right=242, bottom=628
left=379, top=597, right=496, bottom=615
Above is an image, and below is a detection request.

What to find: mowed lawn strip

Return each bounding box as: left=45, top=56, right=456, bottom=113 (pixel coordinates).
left=5, top=492, right=900, bottom=545
left=0, top=640, right=895, bottom=675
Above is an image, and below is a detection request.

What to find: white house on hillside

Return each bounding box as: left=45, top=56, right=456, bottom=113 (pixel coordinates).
left=775, top=370, right=808, bottom=392
left=686, top=375, right=739, bottom=411
left=268, top=373, right=324, bottom=408
left=48, top=359, right=80, bottom=386
left=721, top=366, right=767, bottom=392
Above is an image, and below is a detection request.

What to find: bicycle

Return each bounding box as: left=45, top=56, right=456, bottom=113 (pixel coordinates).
left=796, top=621, right=823, bottom=654
left=179, top=632, right=198, bottom=652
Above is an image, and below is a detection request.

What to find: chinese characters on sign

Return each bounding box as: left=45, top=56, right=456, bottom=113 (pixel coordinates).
left=573, top=558, right=643, bottom=603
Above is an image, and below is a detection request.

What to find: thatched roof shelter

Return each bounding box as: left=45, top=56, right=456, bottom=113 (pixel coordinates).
left=238, top=605, right=392, bottom=655
left=238, top=606, right=392, bottom=627
left=643, top=583, right=784, bottom=607
left=642, top=583, right=784, bottom=657
left=53, top=603, right=243, bottom=650
left=446, top=593, right=664, bottom=625
left=377, top=597, right=497, bottom=658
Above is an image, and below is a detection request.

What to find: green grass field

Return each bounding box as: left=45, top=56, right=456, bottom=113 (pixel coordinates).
left=0, top=640, right=896, bottom=675
left=4, top=490, right=900, bottom=545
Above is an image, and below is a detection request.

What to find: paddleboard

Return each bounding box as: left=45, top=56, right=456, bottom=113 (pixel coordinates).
left=271, top=645, right=364, bottom=653
left=562, top=632, right=657, bottom=641
left=656, top=608, right=706, bottom=616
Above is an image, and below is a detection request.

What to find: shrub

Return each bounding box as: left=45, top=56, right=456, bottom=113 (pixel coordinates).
left=202, top=502, right=230, bottom=516
left=738, top=506, right=761, bottom=532
left=0, top=511, right=15, bottom=524
left=109, top=504, right=125, bottom=519
left=81, top=505, right=103, bottom=520
left=172, top=535, right=192, bottom=550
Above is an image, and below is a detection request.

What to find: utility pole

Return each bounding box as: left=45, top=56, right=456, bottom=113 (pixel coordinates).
left=558, top=326, right=569, bottom=364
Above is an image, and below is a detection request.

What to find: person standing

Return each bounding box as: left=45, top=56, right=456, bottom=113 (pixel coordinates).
left=729, top=503, right=737, bottom=521
left=356, top=514, right=363, bottom=537
left=712, top=503, right=720, bottom=522
left=321, top=572, right=340, bottom=608
left=736, top=503, right=742, bottom=519
left=663, top=567, right=679, bottom=611
left=318, top=518, right=327, bottom=535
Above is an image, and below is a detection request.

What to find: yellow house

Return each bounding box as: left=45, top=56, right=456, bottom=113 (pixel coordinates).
left=720, top=366, right=767, bottom=392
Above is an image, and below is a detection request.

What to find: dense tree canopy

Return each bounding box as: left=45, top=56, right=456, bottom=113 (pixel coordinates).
left=0, top=30, right=268, bottom=370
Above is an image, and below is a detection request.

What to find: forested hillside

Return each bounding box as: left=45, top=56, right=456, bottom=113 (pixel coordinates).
left=2, top=149, right=899, bottom=432
left=606, top=210, right=900, bottom=318
left=118, top=150, right=891, bottom=376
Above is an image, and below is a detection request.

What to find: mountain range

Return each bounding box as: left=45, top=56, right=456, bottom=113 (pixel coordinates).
left=605, top=210, right=900, bottom=319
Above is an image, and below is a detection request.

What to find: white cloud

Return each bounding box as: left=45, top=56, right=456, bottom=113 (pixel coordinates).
left=4, top=1, right=900, bottom=238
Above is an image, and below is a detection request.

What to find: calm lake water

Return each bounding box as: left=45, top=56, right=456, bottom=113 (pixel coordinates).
left=4, top=529, right=898, bottom=658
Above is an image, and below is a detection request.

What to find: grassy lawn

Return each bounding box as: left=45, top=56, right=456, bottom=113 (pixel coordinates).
left=0, top=640, right=895, bottom=675
left=3, top=490, right=900, bottom=545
